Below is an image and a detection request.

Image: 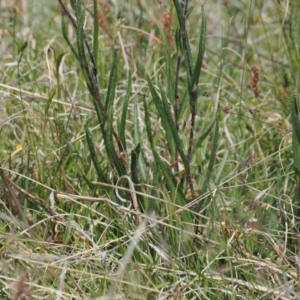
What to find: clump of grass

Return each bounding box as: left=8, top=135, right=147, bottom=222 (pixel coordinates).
left=0, top=0, right=300, bottom=299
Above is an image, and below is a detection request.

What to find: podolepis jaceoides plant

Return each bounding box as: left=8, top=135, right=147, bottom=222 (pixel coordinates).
left=58, top=0, right=216, bottom=224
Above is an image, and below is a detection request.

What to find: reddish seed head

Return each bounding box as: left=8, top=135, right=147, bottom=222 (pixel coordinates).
left=250, top=65, right=260, bottom=97
left=162, top=13, right=172, bottom=28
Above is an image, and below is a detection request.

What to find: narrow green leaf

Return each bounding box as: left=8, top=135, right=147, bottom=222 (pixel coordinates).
left=63, top=10, right=92, bottom=96
left=76, top=0, right=82, bottom=16
left=45, top=89, right=56, bottom=117
left=105, top=52, right=118, bottom=111
left=173, top=0, right=185, bottom=31
left=131, top=143, right=145, bottom=212
left=55, top=50, right=65, bottom=100
left=134, top=101, right=140, bottom=145
left=93, top=0, right=99, bottom=65
left=149, top=162, right=160, bottom=211
left=143, top=97, right=155, bottom=149
left=70, top=0, right=76, bottom=10
left=292, top=128, right=300, bottom=173
left=119, top=74, right=132, bottom=150
left=159, top=84, right=190, bottom=175
left=18, top=41, right=28, bottom=53
left=291, top=95, right=300, bottom=145
left=138, top=152, right=148, bottom=182
left=291, top=95, right=300, bottom=173
left=131, top=143, right=140, bottom=184
left=175, top=27, right=183, bottom=54
left=207, top=117, right=219, bottom=177
left=93, top=97, right=105, bottom=129
left=173, top=0, right=193, bottom=84
left=61, top=17, right=79, bottom=60
left=105, top=106, right=126, bottom=176
left=164, top=45, right=174, bottom=104
left=191, top=8, right=206, bottom=88
left=215, top=151, right=228, bottom=186
left=201, top=116, right=219, bottom=196
left=177, top=88, right=189, bottom=119
left=194, top=114, right=216, bottom=150
left=296, top=11, right=300, bottom=59
left=148, top=79, right=174, bottom=156
left=55, top=52, right=65, bottom=74
left=85, top=124, right=106, bottom=181
left=76, top=7, right=88, bottom=71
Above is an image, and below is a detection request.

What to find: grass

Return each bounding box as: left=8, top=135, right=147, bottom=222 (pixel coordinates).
left=0, top=0, right=299, bottom=299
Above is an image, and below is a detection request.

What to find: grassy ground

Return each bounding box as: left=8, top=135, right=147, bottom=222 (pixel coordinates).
left=0, top=0, right=299, bottom=299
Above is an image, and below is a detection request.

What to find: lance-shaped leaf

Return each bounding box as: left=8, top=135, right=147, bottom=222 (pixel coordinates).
left=291, top=95, right=300, bottom=145
left=61, top=17, right=79, bottom=60
left=191, top=8, right=206, bottom=88
left=159, top=84, right=191, bottom=177
left=93, top=0, right=99, bottom=64
left=194, top=114, right=216, bottom=151
left=148, top=79, right=174, bottom=158
left=105, top=106, right=126, bottom=176
left=105, top=52, right=118, bottom=111
left=119, top=73, right=132, bottom=151
left=199, top=116, right=219, bottom=212
left=85, top=124, right=107, bottom=182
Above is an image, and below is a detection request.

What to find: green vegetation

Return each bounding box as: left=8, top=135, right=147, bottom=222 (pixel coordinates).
left=0, top=0, right=299, bottom=299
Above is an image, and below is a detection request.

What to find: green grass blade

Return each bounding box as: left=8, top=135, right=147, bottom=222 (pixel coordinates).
left=119, top=73, right=132, bottom=150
